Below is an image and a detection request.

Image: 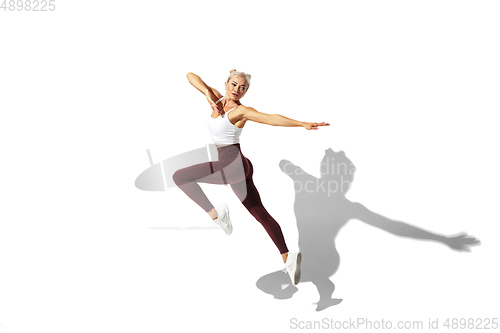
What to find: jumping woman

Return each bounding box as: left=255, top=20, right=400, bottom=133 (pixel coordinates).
left=173, top=69, right=329, bottom=285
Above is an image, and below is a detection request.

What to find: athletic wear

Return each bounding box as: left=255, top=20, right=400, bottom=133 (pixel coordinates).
left=173, top=144, right=289, bottom=254
left=213, top=203, right=232, bottom=235
left=284, top=252, right=302, bottom=285
left=207, top=96, right=243, bottom=145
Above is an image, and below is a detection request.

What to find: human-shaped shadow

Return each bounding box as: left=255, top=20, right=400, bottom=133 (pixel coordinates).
left=256, top=148, right=480, bottom=311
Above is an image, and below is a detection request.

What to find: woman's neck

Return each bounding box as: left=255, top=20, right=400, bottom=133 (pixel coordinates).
left=222, top=96, right=242, bottom=107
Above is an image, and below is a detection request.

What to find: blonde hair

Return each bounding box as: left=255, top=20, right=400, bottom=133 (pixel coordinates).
left=227, top=68, right=251, bottom=89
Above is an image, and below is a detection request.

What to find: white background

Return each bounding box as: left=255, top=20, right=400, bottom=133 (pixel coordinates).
left=1, top=1, right=499, bottom=332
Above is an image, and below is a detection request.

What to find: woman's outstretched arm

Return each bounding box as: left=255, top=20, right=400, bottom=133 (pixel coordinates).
left=238, top=106, right=329, bottom=130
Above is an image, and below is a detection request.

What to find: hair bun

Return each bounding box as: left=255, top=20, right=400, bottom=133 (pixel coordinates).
left=229, top=68, right=237, bottom=73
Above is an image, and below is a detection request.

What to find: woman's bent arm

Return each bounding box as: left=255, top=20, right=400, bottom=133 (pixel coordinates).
left=186, top=72, right=210, bottom=94
left=186, top=72, right=221, bottom=102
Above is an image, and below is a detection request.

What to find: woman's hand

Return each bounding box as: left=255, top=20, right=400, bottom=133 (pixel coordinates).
left=302, top=122, right=330, bottom=130
left=206, top=93, right=223, bottom=116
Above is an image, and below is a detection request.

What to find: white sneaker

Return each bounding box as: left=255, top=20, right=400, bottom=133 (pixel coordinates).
left=213, top=203, right=232, bottom=235
left=283, top=252, right=302, bottom=285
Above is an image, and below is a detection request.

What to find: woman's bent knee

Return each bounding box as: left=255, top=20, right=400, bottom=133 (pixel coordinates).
left=172, top=169, right=185, bottom=186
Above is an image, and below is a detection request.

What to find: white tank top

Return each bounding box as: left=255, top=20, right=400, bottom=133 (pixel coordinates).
left=207, top=96, right=243, bottom=145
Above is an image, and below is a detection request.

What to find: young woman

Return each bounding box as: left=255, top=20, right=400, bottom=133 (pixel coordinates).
left=173, top=69, right=329, bottom=285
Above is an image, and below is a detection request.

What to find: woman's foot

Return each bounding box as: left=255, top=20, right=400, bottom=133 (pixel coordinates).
left=212, top=203, right=232, bottom=235
left=282, top=252, right=302, bottom=285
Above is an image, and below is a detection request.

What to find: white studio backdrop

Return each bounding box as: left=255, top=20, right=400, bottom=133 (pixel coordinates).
left=1, top=1, right=499, bottom=332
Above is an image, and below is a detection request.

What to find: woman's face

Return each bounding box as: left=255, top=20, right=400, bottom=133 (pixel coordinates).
left=225, top=75, right=248, bottom=101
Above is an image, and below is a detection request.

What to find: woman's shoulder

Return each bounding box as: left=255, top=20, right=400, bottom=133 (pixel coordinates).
left=236, top=105, right=261, bottom=117
left=232, top=104, right=251, bottom=115
left=235, top=104, right=255, bottom=112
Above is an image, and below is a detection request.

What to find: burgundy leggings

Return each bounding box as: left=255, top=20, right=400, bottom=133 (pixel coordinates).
left=172, top=144, right=289, bottom=254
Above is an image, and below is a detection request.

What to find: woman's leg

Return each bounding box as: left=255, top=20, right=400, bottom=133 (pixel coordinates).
left=175, top=147, right=292, bottom=265
left=172, top=146, right=247, bottom=218
left=230, top=158, right=289, bottom=257
left=173, top=161, right=229, bottom=214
